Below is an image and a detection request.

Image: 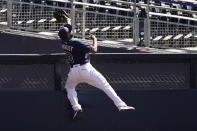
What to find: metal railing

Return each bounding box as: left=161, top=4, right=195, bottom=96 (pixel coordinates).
left=0, top=0, right=7, bottom=28
left=0, top=0, right=134, bottom=41
left=1, top=0, right=197, bottom=49
left=146, top=1, right=197, bottom=48
left=149, top=20, right=197, bottom=48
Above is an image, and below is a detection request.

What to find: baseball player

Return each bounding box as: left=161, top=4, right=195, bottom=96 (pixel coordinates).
left=55, top=10, right=135, bottom=120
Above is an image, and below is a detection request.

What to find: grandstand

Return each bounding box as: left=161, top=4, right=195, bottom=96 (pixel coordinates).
left=1, top=0, right=197, bottom=51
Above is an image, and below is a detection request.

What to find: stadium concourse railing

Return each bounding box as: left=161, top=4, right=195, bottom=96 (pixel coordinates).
left=1, top=0, right=197, bottom=48
left=0, top=0, right=134, bottom=41
left=146, top=0, right=197, bottom=49
left=0, top=53, right=197, bottom=90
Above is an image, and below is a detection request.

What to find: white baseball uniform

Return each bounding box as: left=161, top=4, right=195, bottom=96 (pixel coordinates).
left=62, top=38, right=127, bottom=111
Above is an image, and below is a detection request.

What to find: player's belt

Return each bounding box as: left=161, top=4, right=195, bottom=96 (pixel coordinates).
left=70, top=62, right=87, bottom=68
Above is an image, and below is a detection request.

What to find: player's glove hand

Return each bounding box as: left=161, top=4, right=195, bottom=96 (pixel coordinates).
left=53, top=9, right=70, bottom=23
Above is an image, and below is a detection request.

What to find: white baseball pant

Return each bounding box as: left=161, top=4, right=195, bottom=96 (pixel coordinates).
left=65, top=62, right=127, bottom=111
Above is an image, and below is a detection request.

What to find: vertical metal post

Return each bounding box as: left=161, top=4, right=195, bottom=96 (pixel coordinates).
left=71, top=0, right=76, bottom=33
left=7, top=0, right=12, bottom=28
left=144, top=0, right=150, bottom=47
left=82, top=0, right=86, bottom=39
left=133, top=0, right=139, bottom=46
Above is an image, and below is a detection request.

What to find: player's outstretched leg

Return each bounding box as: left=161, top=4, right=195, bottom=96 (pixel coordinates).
left=85, top=64, right=135, bottom=112
left=65, top=73, right=82, bottom=119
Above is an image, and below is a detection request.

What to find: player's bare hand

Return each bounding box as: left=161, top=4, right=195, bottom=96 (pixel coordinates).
left=88, top=34, right=97, bottom=40
left=65, top=17, right=71, bottom=25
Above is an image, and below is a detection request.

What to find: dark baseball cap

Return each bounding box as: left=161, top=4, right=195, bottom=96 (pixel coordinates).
left=58, top=24, right=72, bottom=41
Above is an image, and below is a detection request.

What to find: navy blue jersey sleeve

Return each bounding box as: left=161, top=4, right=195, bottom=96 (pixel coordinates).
left=76, top=40, right=92, bottom=53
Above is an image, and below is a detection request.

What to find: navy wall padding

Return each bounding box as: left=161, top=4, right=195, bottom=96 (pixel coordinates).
left=0, top=32, right=62, bottom=54
left=0, top=89, right=196, bottom=131
left=0, top=32, right=144, bottom=53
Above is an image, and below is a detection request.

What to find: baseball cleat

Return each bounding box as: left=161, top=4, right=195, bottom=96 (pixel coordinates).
left=73, top=109, right=82, bottom=120
left=118, top=105, right=135, bottom=112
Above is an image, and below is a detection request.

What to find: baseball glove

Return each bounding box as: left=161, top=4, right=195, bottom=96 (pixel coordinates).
left=53, top=9, right=70, bottom=23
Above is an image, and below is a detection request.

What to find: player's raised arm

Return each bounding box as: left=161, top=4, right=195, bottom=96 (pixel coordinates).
left=88, top=34, right=97, bottom=54
left=65, top=17, right=71, bottom=25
